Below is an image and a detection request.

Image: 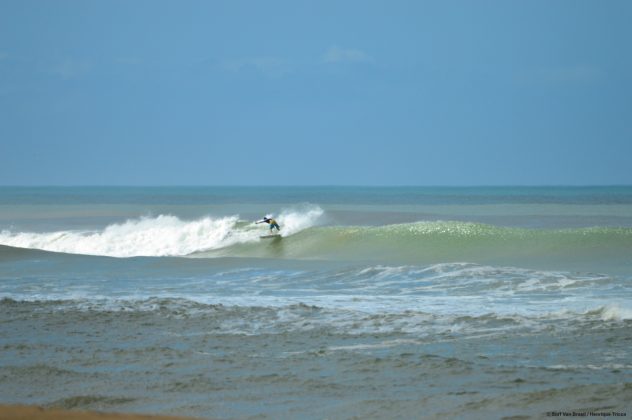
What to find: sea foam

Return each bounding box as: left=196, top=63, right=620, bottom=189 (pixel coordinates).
left=0, top=206, right=324, bottom=257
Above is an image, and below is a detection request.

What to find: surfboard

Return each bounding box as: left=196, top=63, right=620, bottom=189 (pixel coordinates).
left=260, top=234, right=282, bottom=239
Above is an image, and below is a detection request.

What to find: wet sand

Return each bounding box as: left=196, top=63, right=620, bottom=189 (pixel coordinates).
left=0, top=405, right=201, bottom=420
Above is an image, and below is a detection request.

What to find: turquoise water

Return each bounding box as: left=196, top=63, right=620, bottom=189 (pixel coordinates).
left=0, top=187, right=631, bottom=418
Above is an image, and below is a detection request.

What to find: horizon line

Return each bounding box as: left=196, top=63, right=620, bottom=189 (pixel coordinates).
left=1, top=184, right=631, bottom=188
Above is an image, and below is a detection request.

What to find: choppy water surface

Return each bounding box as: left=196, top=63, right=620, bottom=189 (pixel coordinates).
left=0, top=187, right=631, bottom=418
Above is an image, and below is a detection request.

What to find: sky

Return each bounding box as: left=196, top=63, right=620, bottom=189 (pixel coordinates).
left=1, top=0, right=631, bottom=186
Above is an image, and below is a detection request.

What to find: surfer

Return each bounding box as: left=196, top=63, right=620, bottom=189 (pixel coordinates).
left=256, top=216, right=281, bottom=232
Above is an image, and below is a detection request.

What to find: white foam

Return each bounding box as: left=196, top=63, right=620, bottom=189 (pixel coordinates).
left=596, top=304, right=632, bottom=321
left=545, top=364, right=632, bottom=371
left=327, top=339, right=422, bottom=352
left=0, top=206, right=324, bottom=257
left=276, top=205, right=324, bottom=236
left=0, top=214, right=245, bottom=257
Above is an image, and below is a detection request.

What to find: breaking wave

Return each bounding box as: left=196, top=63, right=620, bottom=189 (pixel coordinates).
left=0, top=205, right=324, bottom=257
left=1, top=210, right=631, bottom=269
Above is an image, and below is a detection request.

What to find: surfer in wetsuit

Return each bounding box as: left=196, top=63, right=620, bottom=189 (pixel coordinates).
left=256, top=216, right=281, bottom=232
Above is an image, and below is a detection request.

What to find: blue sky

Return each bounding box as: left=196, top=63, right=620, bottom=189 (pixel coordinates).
left=1, top=0, right=631, bottom=185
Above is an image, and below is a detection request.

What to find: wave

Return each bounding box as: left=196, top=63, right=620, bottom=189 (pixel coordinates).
left=3, top=297, right=630, bottom=339
left=0, top=205, right=324, bottom=257
left=195, top=221, right=632, bottom=268
left=1, top=211, right=631, bottom=270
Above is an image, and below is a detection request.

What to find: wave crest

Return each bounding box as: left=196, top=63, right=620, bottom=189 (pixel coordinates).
left=0, top=206, right=324, bottom=257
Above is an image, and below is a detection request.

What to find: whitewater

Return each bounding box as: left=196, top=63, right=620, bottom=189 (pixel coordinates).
left=0, top=206, right=324, bottom=257
left=1, top=186, right=631, bottom=419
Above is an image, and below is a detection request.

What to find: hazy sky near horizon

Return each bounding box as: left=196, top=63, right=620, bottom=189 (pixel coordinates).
left=1, top=0, right=631, bottom=185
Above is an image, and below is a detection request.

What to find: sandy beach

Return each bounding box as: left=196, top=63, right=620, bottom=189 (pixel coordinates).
left=0, top=405, right=200, bottom=420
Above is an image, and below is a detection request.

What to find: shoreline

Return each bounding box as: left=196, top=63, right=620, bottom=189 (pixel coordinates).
left=0, top=405, right=203, bottom=420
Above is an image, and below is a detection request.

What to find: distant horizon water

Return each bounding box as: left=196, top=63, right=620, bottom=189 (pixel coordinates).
left=2, top=184, right=632, bottom=187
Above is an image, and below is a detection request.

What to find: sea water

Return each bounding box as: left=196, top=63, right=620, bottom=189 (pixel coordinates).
left=0, top=187, right=631, bottom=419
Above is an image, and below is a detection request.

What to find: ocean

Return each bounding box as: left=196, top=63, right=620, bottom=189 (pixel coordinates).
left=1, top=186, right=631, bottom=419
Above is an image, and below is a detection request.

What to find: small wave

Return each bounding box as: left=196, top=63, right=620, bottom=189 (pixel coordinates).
left=587, top=304, right=632, bottom=321
left=2, top=363, right=81, bottom=378
left=3, top=294, right=630, bottom=341
left=48, top=395, right=137, bottom=410
left=544, top=363, right=632, bottom=371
